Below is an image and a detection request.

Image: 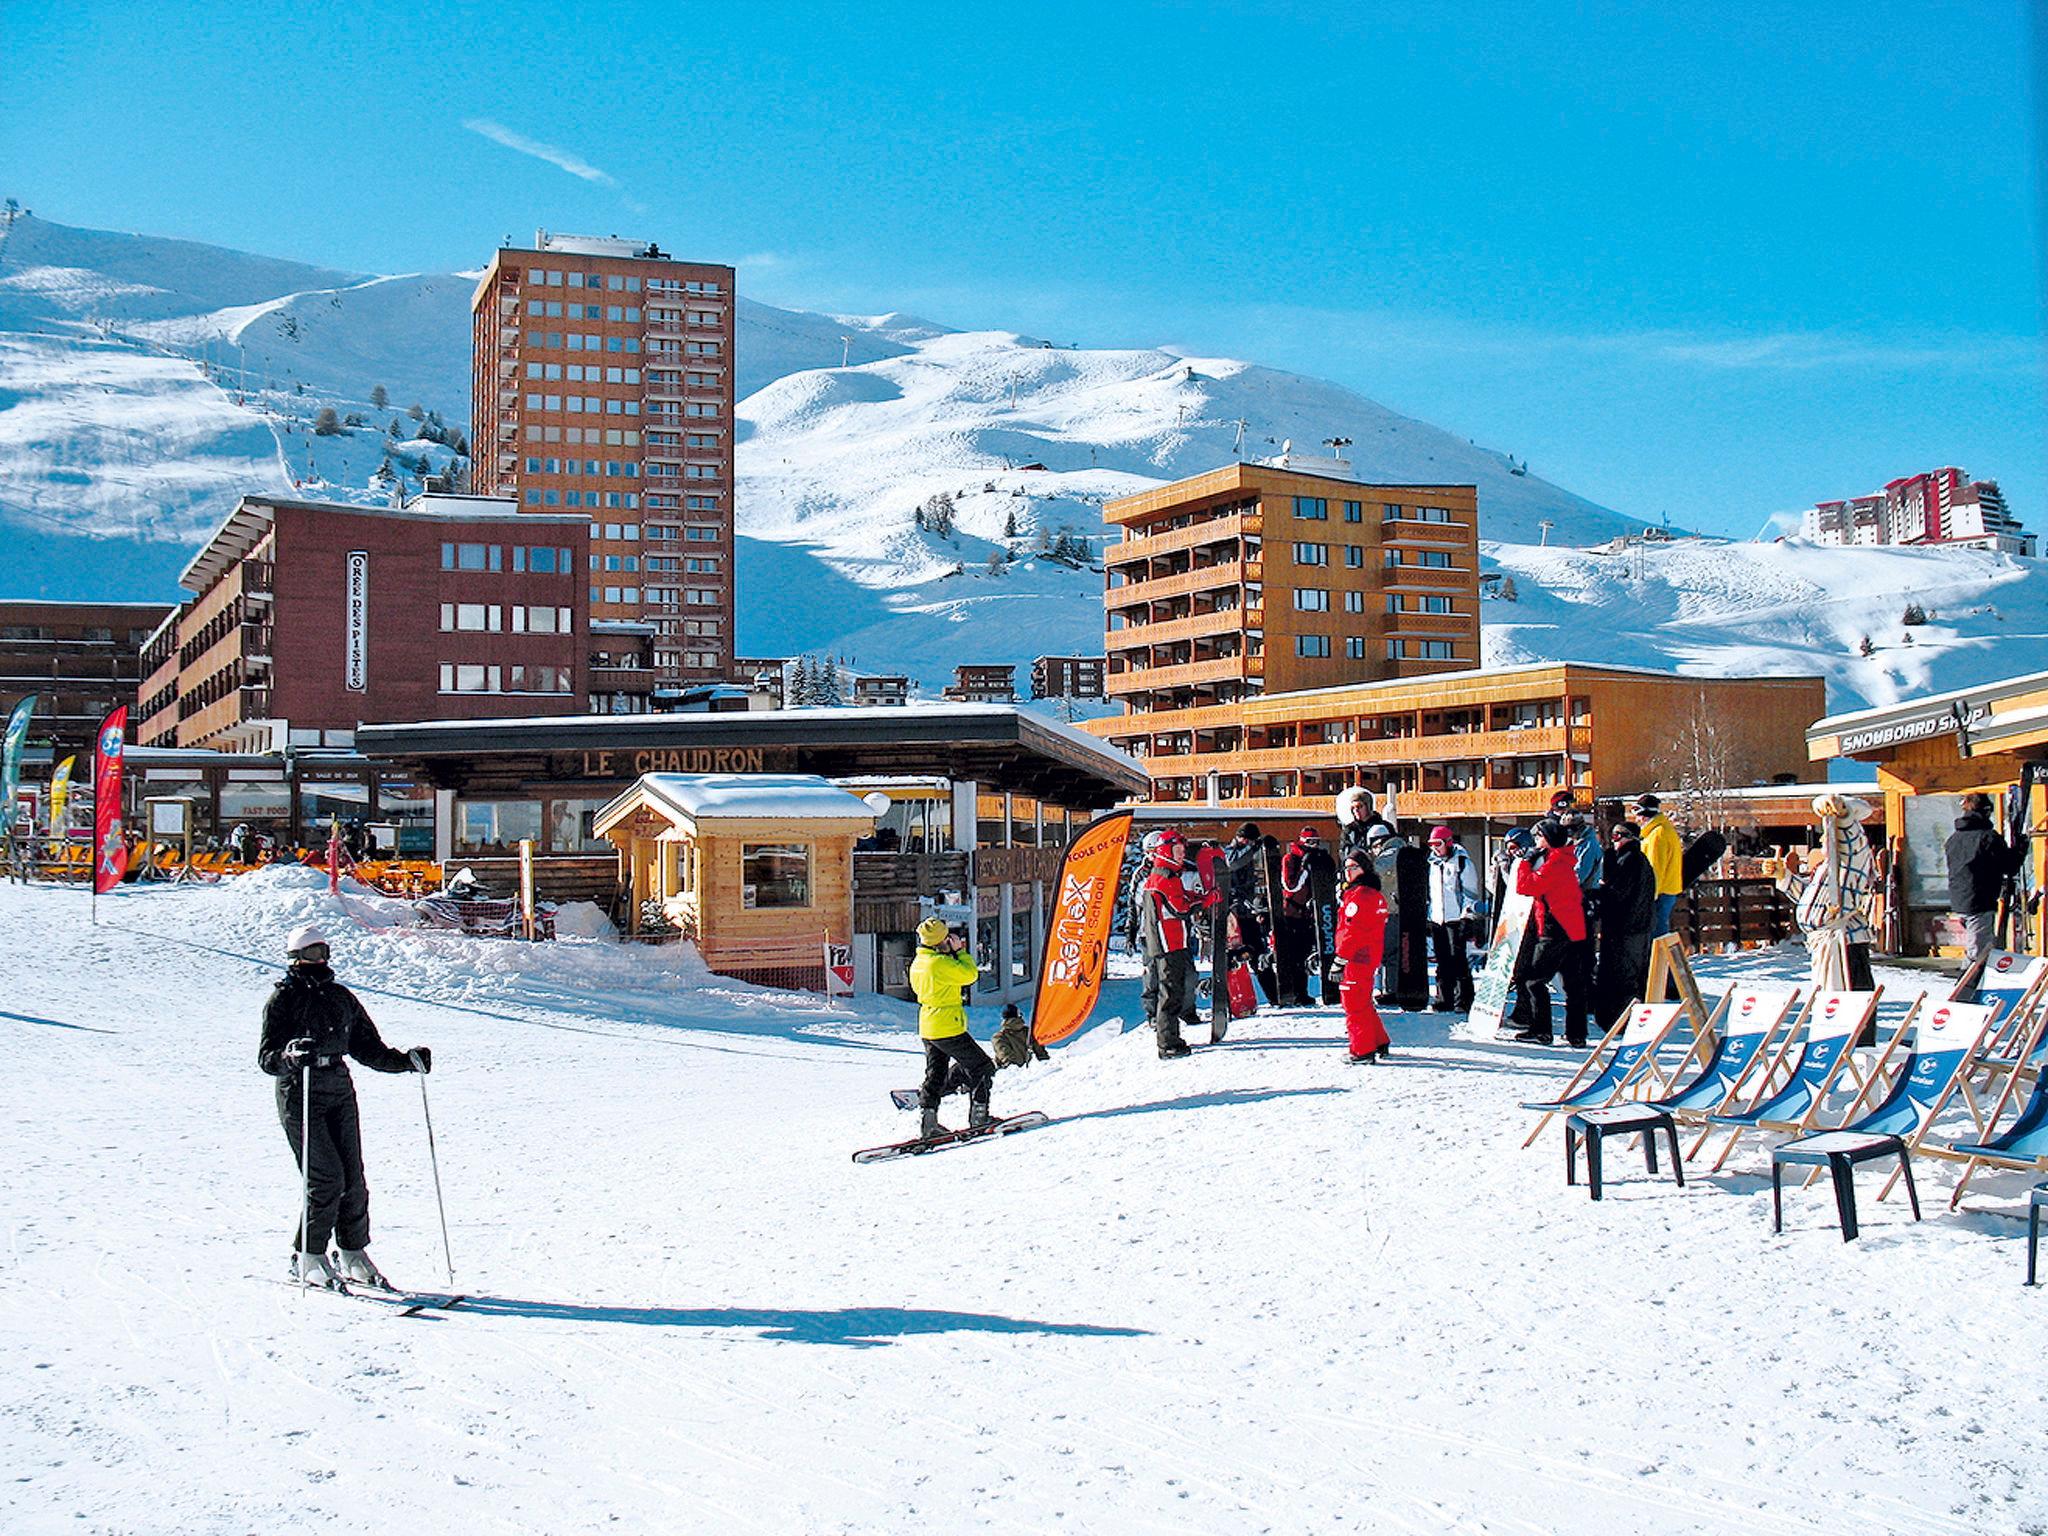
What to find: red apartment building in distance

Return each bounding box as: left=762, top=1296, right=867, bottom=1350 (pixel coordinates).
left=469, top=232, right=737, bottom=691
left=0, top=600, right=175, bottom=757
left=138, top=494, right=592, bottom=751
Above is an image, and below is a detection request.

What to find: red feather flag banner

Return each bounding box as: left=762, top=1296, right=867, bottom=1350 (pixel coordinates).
left=92, top=707, right=130, bottom=901
left=1029, top=810, right=1134, bottom=1048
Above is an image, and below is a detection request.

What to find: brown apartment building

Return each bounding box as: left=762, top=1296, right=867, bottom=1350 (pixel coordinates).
left=1100, top=463, right=1481, bottom=754
left=0, top=600, right=174, bottom=757
left=470, top=232, right=736, bottom=689
left=138, top=494, right=592, bottom=752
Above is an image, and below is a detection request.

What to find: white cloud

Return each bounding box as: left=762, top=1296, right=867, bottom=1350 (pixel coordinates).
left=463, top=118, right=616, bottom=186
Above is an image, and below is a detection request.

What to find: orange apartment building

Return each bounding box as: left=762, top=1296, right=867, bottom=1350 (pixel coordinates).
left=1093, top=659, right=1825, bottom=825
left=1098, top=462, right=1481, bottom=740
left=470, top=232, right=736, bottom=692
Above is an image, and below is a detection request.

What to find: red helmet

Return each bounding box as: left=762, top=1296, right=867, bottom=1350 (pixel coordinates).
left=1152, top=829, right=1187, bottom=867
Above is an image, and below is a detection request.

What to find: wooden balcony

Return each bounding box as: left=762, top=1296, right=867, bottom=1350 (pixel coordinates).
left=1167, top=724, right=1567, bottom=776
left=1087, top=701, right=1250, bottom=739
left=1106, top=560, right=1251, bottom=608
left=1106, top=607, right=1246, bottom=650
left=1105, top=511, right=1259, bottom=567
left=1107, top=653, right=1260, bottom=694
left=1382, top=567, right=1471, bottom=591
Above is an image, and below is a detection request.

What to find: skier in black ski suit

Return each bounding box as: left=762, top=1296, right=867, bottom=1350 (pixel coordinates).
left=258, top=924, right=430, bottom=1289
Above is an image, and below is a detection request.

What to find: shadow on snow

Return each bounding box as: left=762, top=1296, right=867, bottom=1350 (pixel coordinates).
left=444, top=1297, right=1149, bottom=1348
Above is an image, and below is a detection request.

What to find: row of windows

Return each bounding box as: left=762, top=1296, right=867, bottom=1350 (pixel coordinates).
left=526, top=300, right=642, bottom=321
left=525, top=457, right=641, bottom=477
left=440, top=604, right=573, bottom=634
left=523, top=393, right=643, bottom=415
left=644, top=464, right=724, bottom=480
left=526, top=332, right=642, bottom=354
left=645, top=370, right=725, bottom=388
left=1388, top=594, right=1458, bottom=614
left=646, top=279, right=726, bottom=296
left=523, top=426, right=642, bottom=445
left=525, top=490, right=641, bottom=510
left=441, top=543, right=576, bottom=573
left=643, top=557, right=722, bottom=573
left=594, top=586, right=723, bottom=606
left=1386, top=548, right=1455, bottom=569
left=519, top=269, right=673, bottom=293
left=1291, top=497, right=1459, bottom=524
left=1289, top=542, right=1373, bottom=567
left=525, top=364, right=643, bottom=384
left=440, top=662, right=576, bottom=693
left=1292, top=636, right=1457, bottom=660
left=641, top=494, right=724, bottom=513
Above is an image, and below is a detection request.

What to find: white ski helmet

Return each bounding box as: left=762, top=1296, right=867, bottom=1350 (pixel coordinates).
left=285, top=924, right=328, bottom=957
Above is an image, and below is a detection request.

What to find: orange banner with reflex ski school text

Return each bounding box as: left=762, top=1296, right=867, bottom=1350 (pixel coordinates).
left=1029, top=810, right=1134, bottom=1047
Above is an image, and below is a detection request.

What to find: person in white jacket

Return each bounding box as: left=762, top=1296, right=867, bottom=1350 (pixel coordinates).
left=1425, top=826, right=1483, bottom=1011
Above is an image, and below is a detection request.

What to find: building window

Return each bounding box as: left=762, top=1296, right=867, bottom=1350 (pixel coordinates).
left=1343, top=591, right=1365, bottom=613
left=1292, top=543, right=1328, bottom=566
left=741, top=844, right=811, bottom=908
left=1345, top=545, right=1364, bottom=568
left=1423, top=595, right=1454, bottom=614
left=1384, top=502, right=1403, bottom=520
left=1421, top=640, right=1454, bottom=659
left=1292, top=588, right=1329, bottom=611
left=1295, top=635, right=1331, bottom=658
left=440, top=663, right=501, bottom=693
left=1344, top=501, right=1362, bottom=523
left=1418, top=550, right=1453, bottom=569
left=1292, top=496, right=1328, bottom=521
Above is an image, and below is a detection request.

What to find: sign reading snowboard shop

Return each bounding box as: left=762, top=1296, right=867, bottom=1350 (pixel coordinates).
left=1467, top=888, right=1535, bottom=1036
left=344, top=550, right=369, bottom=693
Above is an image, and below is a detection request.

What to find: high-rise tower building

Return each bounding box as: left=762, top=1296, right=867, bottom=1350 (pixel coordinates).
left=471, top=232, right=736, bottom=695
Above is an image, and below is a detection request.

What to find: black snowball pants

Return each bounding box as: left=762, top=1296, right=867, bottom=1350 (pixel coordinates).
left=277, top=1069, right=372, bottom=1253
left=920, top=1033, right=994, bottom=1111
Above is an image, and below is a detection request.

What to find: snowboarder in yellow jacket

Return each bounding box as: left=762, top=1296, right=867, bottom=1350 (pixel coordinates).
left=1629, top=795, right=1685, bottom=937
left=909, top=917, right=995, bottom=1139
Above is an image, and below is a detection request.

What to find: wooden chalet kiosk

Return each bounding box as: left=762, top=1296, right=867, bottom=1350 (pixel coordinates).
left=594, top=773, right=877, bottom=982
left=1810, top=668, right=2048, bottom=956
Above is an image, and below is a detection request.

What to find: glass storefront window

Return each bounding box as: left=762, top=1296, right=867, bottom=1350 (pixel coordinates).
left=1010, top=904, right=1032, bottom=985
left=298, top=781, right=372, bottom=846
left=456, top=799, right=545, bottom=856
left=976, top=913, right=1002, bottom=995
left=1010, top=796, right=1039, bottom=847
left=376, top=777, right=435, bottom=826
left=546, top=797, right=614, bottom=854
left=219, top=781, right=289, bottom=834
left=741, top=844, right=810, bottom=908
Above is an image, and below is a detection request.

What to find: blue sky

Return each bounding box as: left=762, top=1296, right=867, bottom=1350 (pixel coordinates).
left=5, top=0, right=2043, bottom=535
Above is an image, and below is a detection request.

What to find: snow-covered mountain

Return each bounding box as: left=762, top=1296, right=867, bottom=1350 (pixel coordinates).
left=1, top=210, right=2040, bottom=713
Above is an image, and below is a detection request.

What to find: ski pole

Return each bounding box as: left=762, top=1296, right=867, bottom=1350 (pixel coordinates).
left=300, top=1058, right=313, bottom=1297
left=411, top=1051, right=454, bottom=1286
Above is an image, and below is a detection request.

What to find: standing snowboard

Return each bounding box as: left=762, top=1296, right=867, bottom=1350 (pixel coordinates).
left=1394, top=843, right=1431, bottom=1010
left=1309, top=862, right=1340, bottom=1002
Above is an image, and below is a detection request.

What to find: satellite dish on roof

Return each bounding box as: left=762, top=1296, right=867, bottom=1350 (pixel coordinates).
left=862, top=791, right=893, bottom=817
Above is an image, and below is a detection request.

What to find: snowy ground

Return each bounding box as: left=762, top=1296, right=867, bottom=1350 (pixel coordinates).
left=2, top=868, right=2044, bottom=1534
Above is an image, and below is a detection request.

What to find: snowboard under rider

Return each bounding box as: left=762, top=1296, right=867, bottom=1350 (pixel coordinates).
left=909, top=917, right=995, bottom=1138
left=258, top=924, right=431, bottom=1289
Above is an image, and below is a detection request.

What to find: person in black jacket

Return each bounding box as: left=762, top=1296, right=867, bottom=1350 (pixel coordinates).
left=1593, top=822, right=1656, bottom=1031
left=1946, top=793, right=2019, bottom=961
left=259, top=924, right=430, bottom=1289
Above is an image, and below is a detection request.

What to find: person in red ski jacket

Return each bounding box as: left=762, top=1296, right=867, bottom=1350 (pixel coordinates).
left=1140, top=831, right=1202, bottom=1059
left=1511, top=821, right=1591, bottom=1047
left=1334, top=850, right=1391, bottom=1062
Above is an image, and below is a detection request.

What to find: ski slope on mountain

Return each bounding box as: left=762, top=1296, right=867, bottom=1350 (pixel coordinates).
left=3, top=211, right=2046, bottom=713
left=3, top=868, right=2043, bottom=1534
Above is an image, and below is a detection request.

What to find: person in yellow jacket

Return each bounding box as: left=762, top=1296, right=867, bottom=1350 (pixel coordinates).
left=1629, top=794, right=1685, bottom=937
left=909, top=917, right=995, bottom=1140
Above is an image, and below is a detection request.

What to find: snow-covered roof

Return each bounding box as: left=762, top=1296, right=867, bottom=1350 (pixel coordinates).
left=1811, top=666, right=2048, bottom=736
left=602, top=773, right=878, bottom=830
left=1251, top=658, right=1821, bottom=709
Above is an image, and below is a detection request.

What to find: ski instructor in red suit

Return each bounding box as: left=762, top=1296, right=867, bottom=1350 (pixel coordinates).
left=1335, top=849, right=1391, bottom=1062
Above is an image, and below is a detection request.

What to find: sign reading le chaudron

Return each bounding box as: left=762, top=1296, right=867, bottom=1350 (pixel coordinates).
left=551, top=746, right=797, bottom=780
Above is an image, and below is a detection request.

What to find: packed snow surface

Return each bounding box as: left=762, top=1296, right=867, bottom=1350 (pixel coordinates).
left=2, top=867, right=2042, bottom=1533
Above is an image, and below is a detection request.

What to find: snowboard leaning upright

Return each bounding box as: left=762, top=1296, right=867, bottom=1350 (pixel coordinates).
left=1393, top=844, right=1432, bottom=1010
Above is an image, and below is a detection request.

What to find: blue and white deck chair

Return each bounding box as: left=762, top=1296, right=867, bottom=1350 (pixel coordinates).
left=1706, top=988, right=1893, bottom=1173
left=1953, top=950, right=2048, bottom=1061
left=1520, top=1003, right=1685, bottom=1148
left=1654, top=985, right=1803, bottom=1158
left=1771, top=1001, right=1998, bottom=1242
left=1945, top=1050, right=2048, bottom=1210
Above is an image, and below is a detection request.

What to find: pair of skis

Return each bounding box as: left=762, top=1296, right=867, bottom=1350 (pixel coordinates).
left=280, top=1273, right=467, bottom=1317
